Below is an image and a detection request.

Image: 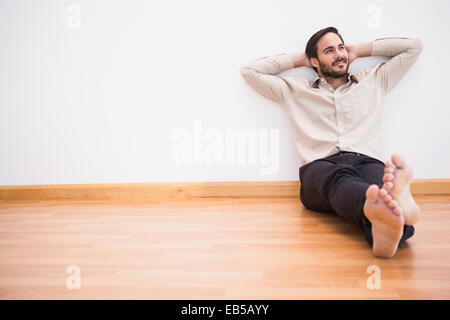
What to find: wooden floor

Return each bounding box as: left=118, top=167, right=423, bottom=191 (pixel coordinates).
left=0, top=195, right=449, bottom=299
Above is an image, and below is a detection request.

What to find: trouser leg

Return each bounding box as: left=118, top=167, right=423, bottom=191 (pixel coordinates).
left=299, top=157, right=369, bottom=224
left=299, top=159, right=339, bottom=214
left=327, top=164, right=371, bottom=224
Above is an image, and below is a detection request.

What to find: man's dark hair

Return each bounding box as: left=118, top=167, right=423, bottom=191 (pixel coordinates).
left=305, top=26, right=345, bottom=73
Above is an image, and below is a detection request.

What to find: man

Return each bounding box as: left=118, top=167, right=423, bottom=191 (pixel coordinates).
left=240, top=26, right=423, bottom=258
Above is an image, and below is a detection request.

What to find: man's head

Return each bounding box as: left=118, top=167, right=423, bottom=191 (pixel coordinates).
left=305, top=26, right=349, bottom=78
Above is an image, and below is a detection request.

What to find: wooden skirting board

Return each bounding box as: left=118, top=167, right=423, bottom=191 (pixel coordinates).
left=0, top=179, right=449, bottom=202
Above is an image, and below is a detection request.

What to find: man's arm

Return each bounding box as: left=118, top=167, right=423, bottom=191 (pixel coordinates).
left=369, top=37, right=424, bottom=94
left=346, top=42, right=373, bottom=63
left=291, top=52, right=312, bottom=68
left=240, top=53, right=310, bottom=104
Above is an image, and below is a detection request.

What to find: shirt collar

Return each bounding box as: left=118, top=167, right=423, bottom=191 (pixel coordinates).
left=311, top=72, right=359, bottom=89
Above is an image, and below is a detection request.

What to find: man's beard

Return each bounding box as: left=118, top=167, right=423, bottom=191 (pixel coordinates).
left=319, top=58, right=349, bottom=78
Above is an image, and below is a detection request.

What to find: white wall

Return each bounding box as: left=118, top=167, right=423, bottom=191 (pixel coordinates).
left=1, top=0, right=449, bottom=186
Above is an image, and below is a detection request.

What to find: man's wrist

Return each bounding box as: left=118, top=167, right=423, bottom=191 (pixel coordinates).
left=355, top=42, right=373, bottom=58
left=291, top=52, right=311, bottom=68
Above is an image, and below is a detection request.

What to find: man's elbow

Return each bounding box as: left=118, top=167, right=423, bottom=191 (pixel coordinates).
left=414, top=38, right=424, bottom=52
left=240, top=65, right=252, bottom=76
left=240, top=65, right=257, bottom=82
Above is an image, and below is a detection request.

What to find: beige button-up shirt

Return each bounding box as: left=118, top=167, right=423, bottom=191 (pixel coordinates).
left=240, top=37, right=424, bottom=166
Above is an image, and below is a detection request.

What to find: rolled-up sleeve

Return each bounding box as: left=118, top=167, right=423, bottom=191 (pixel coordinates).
left=240, top=53, right=294, bottom=104
left=371, top=37, right=424, bottom=94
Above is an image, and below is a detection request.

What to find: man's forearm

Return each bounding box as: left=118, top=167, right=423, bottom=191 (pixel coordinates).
left=291, top=52, right=311, bottom=68
left=355, top=42, right=373, bottom=58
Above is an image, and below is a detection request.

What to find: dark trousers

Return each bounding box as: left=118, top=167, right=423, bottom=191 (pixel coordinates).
left=299, top=151, right=414, bottom=246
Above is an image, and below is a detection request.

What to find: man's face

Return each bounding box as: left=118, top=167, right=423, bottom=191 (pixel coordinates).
left=311, top=32, right=349, bottom=78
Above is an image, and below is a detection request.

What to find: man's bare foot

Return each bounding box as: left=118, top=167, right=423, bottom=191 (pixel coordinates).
left=363, top=184, right=404, bottom=258
left=380, top=153, right=421, bottom=225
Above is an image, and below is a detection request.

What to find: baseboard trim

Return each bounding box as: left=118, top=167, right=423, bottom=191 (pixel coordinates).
left=0, top=179, right=449, bottom=202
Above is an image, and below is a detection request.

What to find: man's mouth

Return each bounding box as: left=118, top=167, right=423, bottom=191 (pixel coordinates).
left=335, top=60, right=345, bottom=66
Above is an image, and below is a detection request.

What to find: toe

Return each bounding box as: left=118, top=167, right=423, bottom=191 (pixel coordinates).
left=393, top=206, right=402, bottom=216
left=384, top=194, right=392, bottom=202
left=388, top=199, right=398, bottom=208
left=384, top=167, right=394, bottom=174
left=379, top=188, right=387, bottom=197
left=386, top=159, right=394, bottom=168
left=366, top=185, right=379, bottom=201
left=383, top=182, right=393, bottom=191
left=383, top=173, right=394, bottom=182
left=392, top=153, right=406, bottom=169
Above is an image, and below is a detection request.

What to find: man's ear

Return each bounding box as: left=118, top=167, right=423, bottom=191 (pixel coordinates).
left=310, top=57, right=319, bottom=68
